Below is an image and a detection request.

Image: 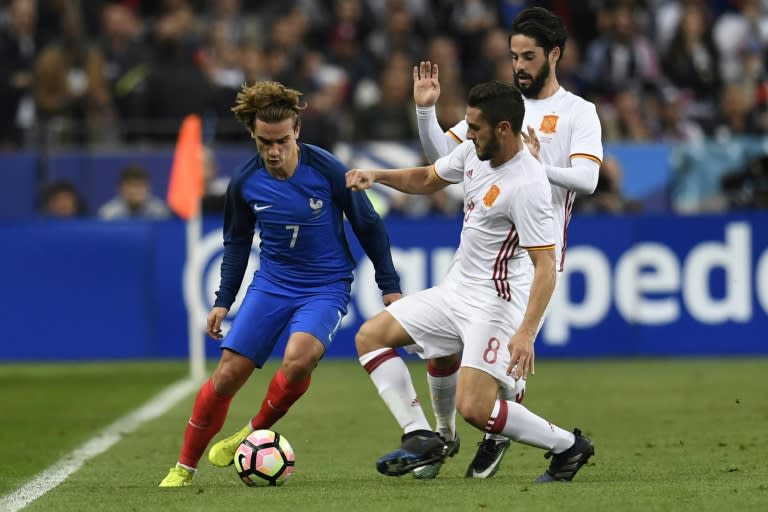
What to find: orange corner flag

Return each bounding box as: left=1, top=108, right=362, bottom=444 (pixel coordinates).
left=167, top=114, right=204, bottom=220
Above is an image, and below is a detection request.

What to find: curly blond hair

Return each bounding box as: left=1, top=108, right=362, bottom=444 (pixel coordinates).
left=232, top=81, right=307, bottom=132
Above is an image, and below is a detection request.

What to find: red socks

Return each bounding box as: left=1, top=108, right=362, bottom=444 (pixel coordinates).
left=179, top=378, right=233, bottom=468
left=250, top=368, right=311, bottom=430
left=177, top=370, right=311, bottom=467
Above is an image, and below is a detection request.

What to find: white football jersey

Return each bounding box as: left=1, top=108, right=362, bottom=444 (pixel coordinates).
left=434, top=141, right=554, bottom=301
left=445, top=88, right=603, bottom=270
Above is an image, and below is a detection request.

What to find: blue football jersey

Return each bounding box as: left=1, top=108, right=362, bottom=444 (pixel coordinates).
left=214, top=143, right=400, bottom=308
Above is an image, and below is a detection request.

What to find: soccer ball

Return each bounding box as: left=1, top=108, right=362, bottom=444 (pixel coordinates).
left=234, top=429, right=295, bottom=487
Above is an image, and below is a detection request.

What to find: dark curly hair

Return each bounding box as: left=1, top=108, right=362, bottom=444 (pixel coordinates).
left=509, top=7, right=567, bottom=63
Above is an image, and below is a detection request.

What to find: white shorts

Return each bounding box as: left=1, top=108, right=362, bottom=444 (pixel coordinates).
left=387, top=276, right=531, bottom=387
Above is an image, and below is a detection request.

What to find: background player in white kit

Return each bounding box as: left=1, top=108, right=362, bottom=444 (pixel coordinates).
left=411, top=6, right=604, bottom=479
left=345, top=80, right=594, bottom=483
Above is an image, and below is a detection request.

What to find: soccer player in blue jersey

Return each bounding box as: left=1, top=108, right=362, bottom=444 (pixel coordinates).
left=160, top=81, right=402, bottom=487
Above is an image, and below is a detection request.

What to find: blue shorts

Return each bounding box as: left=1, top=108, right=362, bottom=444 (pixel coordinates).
left=222, top=284, right=350, bottom=368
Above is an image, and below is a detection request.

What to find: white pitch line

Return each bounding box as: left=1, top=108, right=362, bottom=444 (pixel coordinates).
left=0, top=377, right=200, bottom=512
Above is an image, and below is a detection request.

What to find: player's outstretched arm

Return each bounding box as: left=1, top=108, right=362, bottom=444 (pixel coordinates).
left=346, top=166, right=447, bottom=195
left=414, top=60, right=458, bottom=163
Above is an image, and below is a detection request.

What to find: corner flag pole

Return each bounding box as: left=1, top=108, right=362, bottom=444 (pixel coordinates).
left=167, top=114, right=206, bottom=381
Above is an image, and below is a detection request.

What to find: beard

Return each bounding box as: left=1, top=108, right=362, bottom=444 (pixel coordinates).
left=515, top=60, right=551, bottom=99
left=475, top=134, right=501, bottom=161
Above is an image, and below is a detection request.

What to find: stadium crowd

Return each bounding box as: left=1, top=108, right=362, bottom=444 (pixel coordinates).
left=2, top=0, right=767, bottom=215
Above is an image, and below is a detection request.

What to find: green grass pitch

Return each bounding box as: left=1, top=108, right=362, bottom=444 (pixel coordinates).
left=1, top=357, right=767, bottom=511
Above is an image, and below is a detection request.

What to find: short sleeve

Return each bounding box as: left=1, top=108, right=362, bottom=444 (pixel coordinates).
left=570, top=100, right=604, bottom=164
left=511, top=180, right=555, bottom=250
left=434, top=141, right=473, bottom=184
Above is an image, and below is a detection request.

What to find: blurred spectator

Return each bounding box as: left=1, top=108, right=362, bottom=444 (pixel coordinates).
left=727, top=38, right=768, bottom=134
left=141, top=5, right=214, bottom=143
left=600, top=87, right=654, bottom=141
left=367, top=0, right=437, bottom=35
left=552, top=0, right=601, bottom=52
left=464, top=26, right=512, bottom=85
left=711, top=82, right=765, bottom=140
left=324, top=0, right=378, bottom=103
left=299, top=59, right=349, bottom=150
left=449, top=0, right=498, bottom=87
left=422, top=35, right=466, bottom=122
left=202, top=21, right=244, bottom=91
left=353, top=55, right=418, bottom=142
left=0, top=0, right=43, bottom=148
left=653, top=85, right=706, bottom=142
left=573, top=155, right=642, bottom=214
left=653, top=0, right=687, bottom=53
left=661, top=1, right=721, bottom=126
left=4, top=0, right=768, bottom=219
left=556, top=37, right=587, bottom=97
left=99, top=2, right=151, bottom=143
left=201, top=146, right=228, bottom=214
left=366, top=3, right=425, bottom=68
left=424, top=35, right=463, bottom=88
left=98, top=164, right=171, bottom=219
left=720, top=154, right=768, bottom=209
left=267, top=8, right=310, bottom=77
left=240, top=42, right=269, bottom=84
left=40, top=180, right=87, bottom=217
left=200, top=0, right=261, bottom=47
left=32, top=2, right=114, bottom=147
left=713, top=0, right=768, bottom=83
left=582, top=1, right=661, bottom=100
left=200, top=19, right=247, bottom=143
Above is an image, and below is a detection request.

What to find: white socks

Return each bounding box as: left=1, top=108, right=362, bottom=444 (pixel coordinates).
left=485, top=378, right=526, bottom=443
left=427, top=364, right=458, bottom=440
left=489, top=400, right=574, bottom=453
left=360, top=348, right=431, bottom=434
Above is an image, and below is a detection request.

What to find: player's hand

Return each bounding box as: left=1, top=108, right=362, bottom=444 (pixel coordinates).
left=346, top=169, right=376, bottom=190
left=206, top=306, right=229, bottom=340
left=507, top=331, right=535, bottom=380
left=382, top=292, right=403, bottom=306
left=521, top=125, right=541, bottom=161
left=413, top=61, right=440, bottom=107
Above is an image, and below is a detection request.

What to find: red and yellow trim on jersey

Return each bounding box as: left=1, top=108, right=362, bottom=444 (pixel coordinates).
left=446, top=129, right=464, bottom=144
left=570, top=153, right=602, bottom=166
left=431, top=164, right=460, bottom=185
left=521, top=244, right=556, bottom=251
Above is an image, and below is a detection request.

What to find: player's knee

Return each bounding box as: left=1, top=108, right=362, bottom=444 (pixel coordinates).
left=281, top=353, right=318, bottom=381
left=456, top=394, right=494, bottom=429
left=355, top=319, right=382, bottom=356
left=281, top=344, right=323, bottom=382
left=213, top=360, right=251, bottom=395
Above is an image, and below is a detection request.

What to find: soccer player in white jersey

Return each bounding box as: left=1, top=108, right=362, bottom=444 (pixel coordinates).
left=411, top=6, right=603, bottom=479
left=345, top=80, right=594, bottom=483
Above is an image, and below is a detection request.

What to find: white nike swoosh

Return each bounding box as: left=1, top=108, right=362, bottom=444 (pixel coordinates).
left=253, top=205, right=273, bottom=212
